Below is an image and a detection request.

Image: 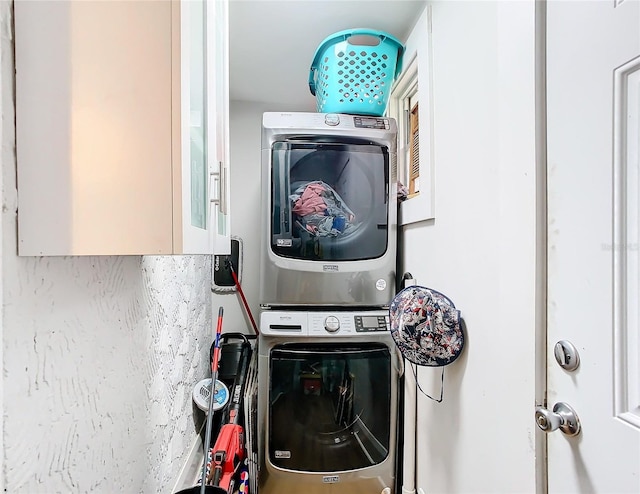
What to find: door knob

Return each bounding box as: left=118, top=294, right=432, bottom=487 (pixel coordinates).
left=535, top=402, right=581, bottom=436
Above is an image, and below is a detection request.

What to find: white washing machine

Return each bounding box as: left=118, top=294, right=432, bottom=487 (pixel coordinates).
left=257, top=309, right=401, bottom=494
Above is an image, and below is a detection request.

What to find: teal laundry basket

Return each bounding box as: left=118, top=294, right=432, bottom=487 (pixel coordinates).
left=308, top=28, right=405, bottom=116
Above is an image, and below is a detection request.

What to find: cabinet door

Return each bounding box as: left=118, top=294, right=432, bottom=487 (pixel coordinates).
left=176, top=0, right=230, bottom=255
left=15, top=0, right=174, bottom=256
left=14, top=0, right=230, bottom=256
left=209, top=0, right=231, bottom=254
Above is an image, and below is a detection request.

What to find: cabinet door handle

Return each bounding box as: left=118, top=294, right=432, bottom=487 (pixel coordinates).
left=220, top=161, right=227, bottom=215
left=210, top=169, right=220, bottom=206
left=209, top=162, right=227, bottom=216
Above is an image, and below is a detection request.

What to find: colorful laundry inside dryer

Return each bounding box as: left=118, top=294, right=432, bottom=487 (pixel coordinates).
left=290, top=181, right=357, bottom=236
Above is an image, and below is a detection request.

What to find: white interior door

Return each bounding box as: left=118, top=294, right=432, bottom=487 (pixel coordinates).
left=546, top=0, right=640, bottom=492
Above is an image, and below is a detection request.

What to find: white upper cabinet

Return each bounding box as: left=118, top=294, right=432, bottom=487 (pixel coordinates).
left=14, top=0, right=230, bottom=256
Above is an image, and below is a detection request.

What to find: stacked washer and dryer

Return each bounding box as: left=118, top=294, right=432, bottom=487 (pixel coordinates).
left=257, top=112, right=400, bottom=494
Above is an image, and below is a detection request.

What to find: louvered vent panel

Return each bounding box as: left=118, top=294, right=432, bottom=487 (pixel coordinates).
left=409, top=103, right=420, bottom=195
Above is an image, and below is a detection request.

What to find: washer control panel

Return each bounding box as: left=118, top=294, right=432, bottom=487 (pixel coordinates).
left=261, top=310, right=389, bottom=337
left=324, top=316, right=340, bottom=333
left=353, top=116, right=391, bottom=130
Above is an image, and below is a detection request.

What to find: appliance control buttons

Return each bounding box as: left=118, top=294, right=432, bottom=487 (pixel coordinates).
left=324, top=114, right=340, bottom=126
left=324, top=316, right=340, bottom=333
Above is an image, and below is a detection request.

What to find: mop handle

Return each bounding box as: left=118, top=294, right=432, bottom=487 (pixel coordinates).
left=227, top=260, right=259, bottom=335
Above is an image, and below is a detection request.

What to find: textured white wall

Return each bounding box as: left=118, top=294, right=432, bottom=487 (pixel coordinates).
left=1, top=3, right=212, bottom=493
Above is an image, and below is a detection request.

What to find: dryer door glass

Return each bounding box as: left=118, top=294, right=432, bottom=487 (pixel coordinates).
left=271, top=138, right=389, bottom=261
left=268, top=343, right=391, bottom=472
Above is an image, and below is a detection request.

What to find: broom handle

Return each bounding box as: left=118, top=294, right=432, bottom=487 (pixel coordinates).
left=211, top=307, right=224, bottom=374
left=201, top=307, right=224, bottom=494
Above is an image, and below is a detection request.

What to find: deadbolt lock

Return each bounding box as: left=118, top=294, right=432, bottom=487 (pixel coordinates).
left=554, top=340, right=580, bottom=371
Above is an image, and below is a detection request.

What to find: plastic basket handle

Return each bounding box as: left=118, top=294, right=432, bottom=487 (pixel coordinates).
left=308, top=28, right=405, bottom=96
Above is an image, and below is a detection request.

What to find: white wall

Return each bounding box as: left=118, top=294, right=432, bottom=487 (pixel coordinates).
left=218, top=100, right=275, bottom=331
left=227, top=5, right=540, bottom=490
left=1, top=4, right=212, bottom=493
left=0, top=1, right=6, bottom=490
left=401, top=1, right=538, bottom=492
left=224, top=99, right=315, bottom=328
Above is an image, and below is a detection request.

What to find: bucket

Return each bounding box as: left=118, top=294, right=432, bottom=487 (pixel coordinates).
left=308, top=28, right=405, bottom=116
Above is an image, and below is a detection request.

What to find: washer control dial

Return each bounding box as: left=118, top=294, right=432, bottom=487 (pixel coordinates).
left=324, top=316, right=340, bottom=333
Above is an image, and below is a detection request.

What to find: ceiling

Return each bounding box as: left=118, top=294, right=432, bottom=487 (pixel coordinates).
left=229, top=0, right=427, bottom=109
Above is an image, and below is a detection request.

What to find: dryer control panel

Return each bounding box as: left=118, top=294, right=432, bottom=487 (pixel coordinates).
left=260, top=310, right=390, bottom=337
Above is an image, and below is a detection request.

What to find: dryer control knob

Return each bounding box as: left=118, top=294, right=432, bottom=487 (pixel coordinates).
left=324, top=316, right=340, bottom=333
left=324, top=114, right=340, bottom=126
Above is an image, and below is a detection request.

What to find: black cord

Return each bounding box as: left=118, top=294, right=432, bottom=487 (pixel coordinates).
left=410, top=362, right=444, bottom=403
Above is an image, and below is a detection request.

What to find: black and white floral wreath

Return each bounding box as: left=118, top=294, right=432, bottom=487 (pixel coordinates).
left=389, top=285, right=465, bottom=402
